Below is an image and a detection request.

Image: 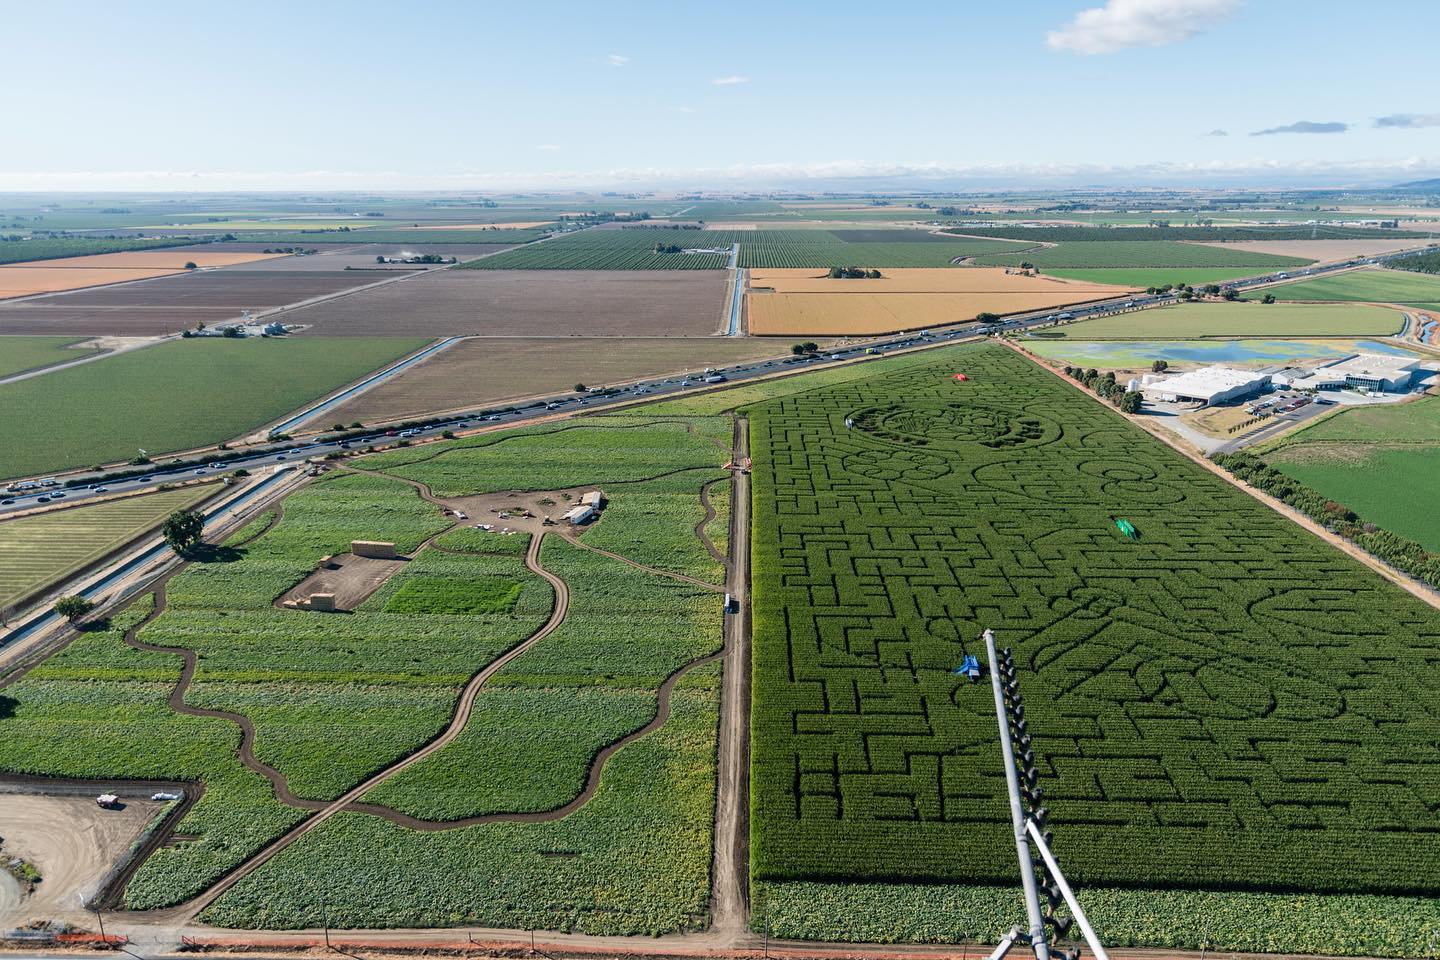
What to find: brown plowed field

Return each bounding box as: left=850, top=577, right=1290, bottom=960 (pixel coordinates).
left=325, top=336, right=819, bottom=423
left=0, top=271, right=388, bottom=336
left=7, top=251, right=287, bottom=270
left=274, top=269, right=730, bottom=337
left=218, top=243, right=515, bottom=272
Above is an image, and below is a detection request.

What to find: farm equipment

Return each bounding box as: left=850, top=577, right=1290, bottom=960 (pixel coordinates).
left=1115, top=518, right=1139, bottom=541
left=953, top=373, right=969, bottom=381
left=95, top=794, right=120, bottom=809
left=954, top=654, right=983, bottom=682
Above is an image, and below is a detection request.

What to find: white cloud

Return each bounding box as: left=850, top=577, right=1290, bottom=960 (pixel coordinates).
left=1046, top=0, right=1240, bottom=55
left=678, top=106, right=696, bottom=114
left=1376, top=113, right=1440, bottom=129
left=712, top=75, right=749, bottom=85
left=1204, top=128, right=1229, bottom=137
left=1250, top=120, right=1348, bottom=136
left=606, top=54, right=629, bottom=67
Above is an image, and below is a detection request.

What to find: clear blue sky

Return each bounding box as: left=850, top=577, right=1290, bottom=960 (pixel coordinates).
left=8, top=0, right=1440, bottom=190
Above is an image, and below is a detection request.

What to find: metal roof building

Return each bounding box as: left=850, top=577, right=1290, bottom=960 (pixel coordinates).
left=1310, top=353, right=1423, bottom=392
left=1141, top=366, right=1271, bottom=406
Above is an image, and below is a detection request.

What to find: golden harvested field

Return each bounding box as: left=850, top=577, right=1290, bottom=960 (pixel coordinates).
left=9, top=250, right=289, bottom=270
left=1186, top=239, right=1433, bottom=261
left=0, top=267, right=179, bottom=299
left=749, top=290, right=1130, bottom=335
left=0, top=250, right=287, bottom=299
left=749, top=267, right=1130, bottom=295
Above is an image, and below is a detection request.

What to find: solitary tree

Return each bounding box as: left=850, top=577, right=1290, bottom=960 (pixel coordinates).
left=162, top=510, right=205, bottom=555
left=1222, top=288, right=1239, bottom=301
left=183, top=261, right=198, bottom=270
left=54, top=595, right=95, bottom=623
left=1151, top=359, right=1169, bottom=373
left=574, top=383, right=587, bottom=392
left=1119, top=390, right=1144, bottom=414
left=1261, top=293, right=1277, bottom=304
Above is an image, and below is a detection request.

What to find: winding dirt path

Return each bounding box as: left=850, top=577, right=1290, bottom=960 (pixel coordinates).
left=696, top=476, right=728, bottom=567
left=172, top=530, right=571, bottom=919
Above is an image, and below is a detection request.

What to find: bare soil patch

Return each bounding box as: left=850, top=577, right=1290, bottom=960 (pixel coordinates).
left=14, top=251, right=288, bottom=270
left=0, top=790, right=164, bottom=927
left=278, top=553, right=407, bottom=611
left=278, top=269, right=730, bottom=337
left=325, top=336, right=822, bottom=423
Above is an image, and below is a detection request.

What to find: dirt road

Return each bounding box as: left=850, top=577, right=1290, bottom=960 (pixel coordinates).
left=709, top=417, right=751, bottom=936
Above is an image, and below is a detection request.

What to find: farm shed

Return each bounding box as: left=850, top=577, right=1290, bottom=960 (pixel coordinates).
left=1142, top=366, right=1270, bottom=407
left=580, top=490, right=606, bottom=507
left=562, top=504, right=598, bottom=525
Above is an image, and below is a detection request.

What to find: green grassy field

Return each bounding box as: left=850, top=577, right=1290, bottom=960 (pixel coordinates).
left=0, top=337, right=427, bottom=480
left=1270, top=446, right=1440, bottom=552
left=1261, top=395, right=1440, bottom=552
left=1271, top=268, right=1440, bottom=304
left=1045, top=267, right=1284, bottom=287
left=1046, top=301, right=1403, bottom=340
left=745, top=343, right=1440, bottom=949
left=235, top=229, right=550, bottom=246
left=0, top=485, right=217, bottom=609
left=0, top=336, right=101, bottom=378
left=463, top=228, right=1025, bottom=270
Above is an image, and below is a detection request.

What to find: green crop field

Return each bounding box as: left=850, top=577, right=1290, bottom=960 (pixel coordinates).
left=0, top=337, right=427, bottom=480
left=0, top=409, right=732, bottom=932
left=0, top=236, right=193, bottom=265
left=0, top=484, right=217, bottom=609
left=462, top=228, right=1026, bottom=270
left=1271, top=446, right=1440, bottom=552
left=744, top=343, right=1440, bottom=950
left=1046, top=302, right=1403, bottom=340
left=1262, top=395, right=1440, bottom=552
left=0, top=335, right=101, bottom=378
left=1043, top=267, right=1284, bottom=288
left=970, top=240, right=1312, bottom=270
left=1271, top=268, right=1440, bottom=304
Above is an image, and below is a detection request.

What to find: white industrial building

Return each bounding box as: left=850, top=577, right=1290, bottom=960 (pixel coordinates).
left=1295, top=353, right=1424, bottom=393
left=1141, top=366, right=1271, bottom=407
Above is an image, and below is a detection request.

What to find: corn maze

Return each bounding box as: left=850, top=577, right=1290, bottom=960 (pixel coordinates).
left=748, top=343, right=1440, bottom=897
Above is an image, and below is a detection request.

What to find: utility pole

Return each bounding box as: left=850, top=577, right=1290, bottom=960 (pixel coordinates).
left=985, top=628, right=1050, bottom=960
left=320, top=888, right=331, bottom=951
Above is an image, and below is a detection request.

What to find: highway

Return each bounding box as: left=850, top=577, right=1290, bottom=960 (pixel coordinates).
left=2, top=245, right=1431, bottom=519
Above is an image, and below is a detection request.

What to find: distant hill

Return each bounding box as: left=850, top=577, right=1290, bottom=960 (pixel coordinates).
left=1392, top=177, right=1440, bottom=191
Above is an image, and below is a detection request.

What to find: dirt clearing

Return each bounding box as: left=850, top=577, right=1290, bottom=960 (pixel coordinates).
left=325, top=335, right=826, bottom=423
left=0, top=789, right=164, bottom=926
left=275, top=269, right=730, bottom=337
left=279, top=553, right=407, bottom=610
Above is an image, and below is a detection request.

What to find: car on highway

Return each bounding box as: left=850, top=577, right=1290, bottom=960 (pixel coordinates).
left=1, top=499, right=14, bottom=505
left=93, top=486, right=108, bottom=493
